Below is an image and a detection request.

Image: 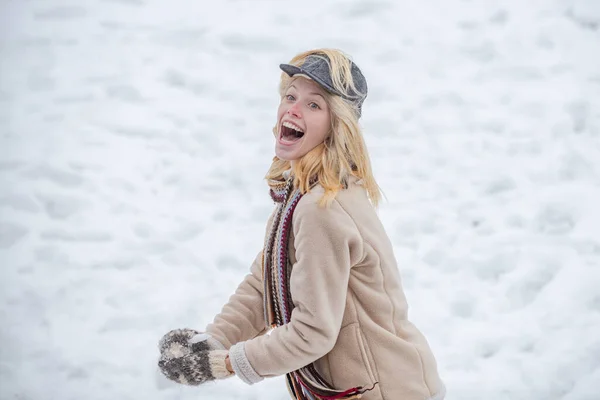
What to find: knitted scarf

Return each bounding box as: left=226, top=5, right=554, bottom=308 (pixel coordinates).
left=262, top=175, right=377, bottom=400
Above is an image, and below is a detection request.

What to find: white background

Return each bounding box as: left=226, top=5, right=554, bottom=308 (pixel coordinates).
left=1, top=0, right=599, bottom=399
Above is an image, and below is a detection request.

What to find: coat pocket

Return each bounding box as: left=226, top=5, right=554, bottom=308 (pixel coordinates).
left=354, top=324, right=378, bottom=385
left=326, top=323, right=377, bottom=389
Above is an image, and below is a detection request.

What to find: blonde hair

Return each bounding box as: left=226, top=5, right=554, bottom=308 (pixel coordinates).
left=265, top=48, right=382, bottom=207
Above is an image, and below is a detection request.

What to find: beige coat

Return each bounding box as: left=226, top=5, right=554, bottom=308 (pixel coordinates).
left=206, top=179, right=445, bottom=399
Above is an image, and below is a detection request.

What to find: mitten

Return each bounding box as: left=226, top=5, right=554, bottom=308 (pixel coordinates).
left=159, top=329, right=226, bottom=354
left=159, top=347, right=232, bottom=385
left=158, top=328, right=200, bottom=354
left=158, top=329, right=233, bottom=385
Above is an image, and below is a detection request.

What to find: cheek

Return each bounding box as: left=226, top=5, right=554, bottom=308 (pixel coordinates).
left=277, top=103, right=287, bottom=122
left=315, top=114, right=331, bottom=140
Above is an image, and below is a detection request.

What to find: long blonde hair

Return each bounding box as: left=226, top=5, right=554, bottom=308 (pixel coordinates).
left=265, top=48, right=382, bottom=207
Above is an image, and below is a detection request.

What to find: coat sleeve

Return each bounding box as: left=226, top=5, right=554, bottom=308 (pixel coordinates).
left=204, top=249, right=267, bottom=349
left=228, top=195, right=364, bottom=384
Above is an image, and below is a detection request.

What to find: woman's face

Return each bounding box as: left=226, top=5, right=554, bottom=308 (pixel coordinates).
left=275, top=77, right=331, bottom=162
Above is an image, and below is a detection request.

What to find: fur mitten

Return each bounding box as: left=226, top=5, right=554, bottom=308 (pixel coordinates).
left=158, top=329, right=233, bottom=385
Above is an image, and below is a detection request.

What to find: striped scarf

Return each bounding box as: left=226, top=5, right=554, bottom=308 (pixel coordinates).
left=262, top=175, right=377, bottom=400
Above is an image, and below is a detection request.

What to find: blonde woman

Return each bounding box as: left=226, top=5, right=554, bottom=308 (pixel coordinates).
left=158, top=49, right=445, bottom=400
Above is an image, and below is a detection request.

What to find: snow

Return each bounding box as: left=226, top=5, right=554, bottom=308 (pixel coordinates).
left=1, top=0, right=599, bottom=399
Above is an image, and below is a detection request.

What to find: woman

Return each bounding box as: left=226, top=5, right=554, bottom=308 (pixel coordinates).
left=158, top=49, right=445, bottom=400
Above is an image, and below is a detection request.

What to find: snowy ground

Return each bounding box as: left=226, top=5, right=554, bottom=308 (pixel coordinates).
left=1, top=0, right=600, bottom=399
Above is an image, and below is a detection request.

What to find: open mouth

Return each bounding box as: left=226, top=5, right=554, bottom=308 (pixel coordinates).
left=280, top=121, right=305, bottom=143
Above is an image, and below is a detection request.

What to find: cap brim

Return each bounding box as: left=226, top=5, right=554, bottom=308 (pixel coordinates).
left=279, top=63, right=304, bottom=77
left=279, top=63, right=343, bottom=98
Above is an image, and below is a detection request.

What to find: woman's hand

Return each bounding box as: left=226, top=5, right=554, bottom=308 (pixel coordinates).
left=159, top=349, right=233, bottom=385
left=158, top=329, right=234, bottom=385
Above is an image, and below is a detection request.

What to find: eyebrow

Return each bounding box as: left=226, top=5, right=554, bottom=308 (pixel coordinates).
left=289, top=85, right=326, bottom=101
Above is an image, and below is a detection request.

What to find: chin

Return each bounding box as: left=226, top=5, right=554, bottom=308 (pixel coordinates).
left=275, top=152, right=296, bottom=162
left=275, top=147, right=296, bottom=162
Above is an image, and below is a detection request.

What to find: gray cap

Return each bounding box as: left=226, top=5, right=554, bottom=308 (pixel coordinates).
left=279, top=54, right=368, bottom=117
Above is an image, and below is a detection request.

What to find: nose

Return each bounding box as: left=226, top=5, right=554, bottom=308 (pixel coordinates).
left=287, top=102, right=302, bottom=118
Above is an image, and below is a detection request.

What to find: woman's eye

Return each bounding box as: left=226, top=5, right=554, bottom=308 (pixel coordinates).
left=309, top=102, right=321, bottom=110
left=286, top=94, right=295, bottom=101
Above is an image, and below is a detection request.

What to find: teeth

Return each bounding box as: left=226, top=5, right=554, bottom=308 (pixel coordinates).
left=282, top=121, right=304, bottom=133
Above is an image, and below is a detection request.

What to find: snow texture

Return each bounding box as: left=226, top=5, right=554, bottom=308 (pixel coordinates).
left=1, top=0, right=599, bottom=399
